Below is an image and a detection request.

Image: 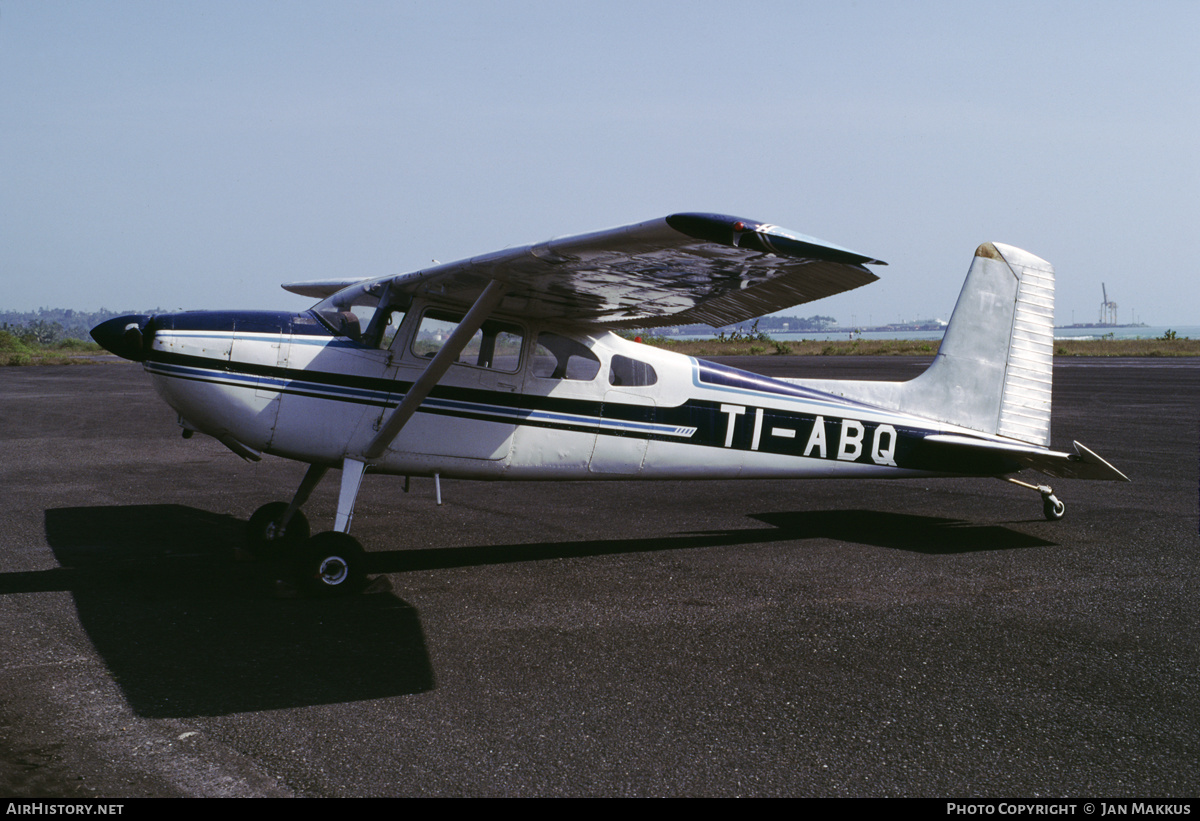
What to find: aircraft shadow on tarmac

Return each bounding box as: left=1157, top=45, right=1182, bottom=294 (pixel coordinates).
left=366, top=508, right=1056, bottom=574
left=35, top=505, right=435, bottom=719
left=23, top=503, right=1053, bottom=719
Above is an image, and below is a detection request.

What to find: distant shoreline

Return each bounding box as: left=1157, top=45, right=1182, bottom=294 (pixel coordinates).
left=631, top=336, right=1200, bottom=358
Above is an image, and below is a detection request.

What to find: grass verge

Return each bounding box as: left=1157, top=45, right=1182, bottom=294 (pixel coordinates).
left=0, top=332, right=109, bottom=365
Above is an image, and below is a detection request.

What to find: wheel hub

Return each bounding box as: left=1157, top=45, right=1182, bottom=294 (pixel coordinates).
left=317, top=556, right=349, bottom=585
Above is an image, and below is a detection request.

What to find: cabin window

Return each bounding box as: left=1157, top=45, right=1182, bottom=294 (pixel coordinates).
left=413, top=309, right=524, bottom=372
left=609, top=355, right=657, bottom=387
left=530, top=333, right=601, bottom=381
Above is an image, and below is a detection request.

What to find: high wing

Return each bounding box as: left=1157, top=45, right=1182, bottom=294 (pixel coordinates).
left=283, top=213, right=884, bottom=328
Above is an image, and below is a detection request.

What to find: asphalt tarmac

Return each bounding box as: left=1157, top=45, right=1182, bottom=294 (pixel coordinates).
left=1, top=357, right=1196, bottom=797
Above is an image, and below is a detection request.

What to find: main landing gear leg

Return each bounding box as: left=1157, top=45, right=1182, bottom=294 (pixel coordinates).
left=295, top=458, right=369, bottom=598
left=246, top=460, right=370, bottom=597
left=1004, top=476, right=1066, bottom=521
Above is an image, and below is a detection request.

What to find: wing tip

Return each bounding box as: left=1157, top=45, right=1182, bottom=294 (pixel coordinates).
left=666, top=213, right=885, bottom=266
left=281, top=278, right=372, bottom=299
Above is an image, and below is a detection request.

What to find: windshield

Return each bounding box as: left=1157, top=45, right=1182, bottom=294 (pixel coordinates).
left=311, top=280, right=394, bottom=346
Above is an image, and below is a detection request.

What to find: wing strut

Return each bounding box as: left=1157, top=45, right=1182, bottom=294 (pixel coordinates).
left=361, top=279, right=508, bottom=460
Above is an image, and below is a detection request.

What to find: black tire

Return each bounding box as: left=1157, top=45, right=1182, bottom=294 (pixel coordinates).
left=1042, top=496, right=1066, bottom=521
left=295, top=532, right=367, bottom=597
left=246, top=502, right=310, bottom=560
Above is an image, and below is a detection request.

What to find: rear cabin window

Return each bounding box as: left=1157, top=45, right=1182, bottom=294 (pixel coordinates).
left=609, top=355, right=657, bottom=387
left=412, top=309, right=524, bottom=372
left=530, top=333, right=601, bottom=381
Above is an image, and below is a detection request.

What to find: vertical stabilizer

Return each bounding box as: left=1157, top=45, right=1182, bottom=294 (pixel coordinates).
left=903, top=242, right=1054, bottom=445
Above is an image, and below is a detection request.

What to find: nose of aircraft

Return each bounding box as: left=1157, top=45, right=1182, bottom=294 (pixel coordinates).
left=91, top=314, right=152, bottom=361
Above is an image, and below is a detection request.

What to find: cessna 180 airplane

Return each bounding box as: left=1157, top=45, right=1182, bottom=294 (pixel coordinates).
left=92, top=213, right=1127, bottom=596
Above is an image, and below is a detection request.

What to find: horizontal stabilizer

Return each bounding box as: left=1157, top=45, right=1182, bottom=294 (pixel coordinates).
left=923, top=435, right=1129, bottom=481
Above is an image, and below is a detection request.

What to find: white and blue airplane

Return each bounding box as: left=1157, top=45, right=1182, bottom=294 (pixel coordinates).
left=92, top=213, right=1127, bottom=596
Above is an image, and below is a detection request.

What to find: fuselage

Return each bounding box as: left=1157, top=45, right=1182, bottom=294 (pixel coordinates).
left=115, top=301, right=1022, bottom=482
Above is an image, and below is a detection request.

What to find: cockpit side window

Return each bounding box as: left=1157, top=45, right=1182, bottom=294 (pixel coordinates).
left=377, top=305, right=409, bottom=350
left=609, top=354, right=657, bottom=387
left=530, top=333, right=601, bottom=381
left=413, top=308, right=524, bottom=372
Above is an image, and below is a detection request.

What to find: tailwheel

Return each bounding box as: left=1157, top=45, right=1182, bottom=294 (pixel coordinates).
left=246, top=502, right=310, bottom=560
left=1042, top=494, right=1066, bottom=521
left=1003, top=477, right=1067, bottom=522
left=296, top=532, right=367, bottom=598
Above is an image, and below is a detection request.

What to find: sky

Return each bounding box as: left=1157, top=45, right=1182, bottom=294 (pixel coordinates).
left=2, top=1, right=1197, bottom=327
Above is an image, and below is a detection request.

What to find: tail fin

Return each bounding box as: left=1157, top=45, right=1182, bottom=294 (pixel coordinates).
left=800, top=242, right=1055, bottom=446
left=901, top=242, right=1054, bottom=445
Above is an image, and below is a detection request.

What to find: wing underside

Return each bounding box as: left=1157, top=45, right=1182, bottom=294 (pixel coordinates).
left=283, top=213, right=884, bottom=327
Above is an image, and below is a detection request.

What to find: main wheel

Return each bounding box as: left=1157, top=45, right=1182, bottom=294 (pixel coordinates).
left=246, top=502, right=310, bottom=560
left=1042, top=495, right=1066, bottom=521
left=295, top=532, right=367, bottom=597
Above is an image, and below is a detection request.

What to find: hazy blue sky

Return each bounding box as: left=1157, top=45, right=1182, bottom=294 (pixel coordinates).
left=3, top=1, right=1196, bottom=326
